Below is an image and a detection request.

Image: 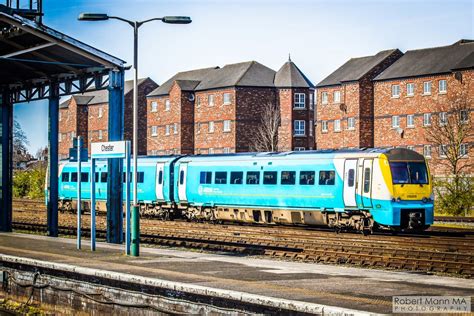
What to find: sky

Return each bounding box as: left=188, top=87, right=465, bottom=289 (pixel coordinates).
left=13, top=0, right=474, bottom=154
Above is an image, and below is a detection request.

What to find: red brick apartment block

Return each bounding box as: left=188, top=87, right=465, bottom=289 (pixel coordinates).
left=147, top=60, right=315, bottom=155
left=315, top=49, right=403, bottom=149
left=373, top=40, right=474, bottom=176
left=58, top=78, right=158, bottom=159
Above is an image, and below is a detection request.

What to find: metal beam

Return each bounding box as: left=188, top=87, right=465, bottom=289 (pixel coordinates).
left=47, top=82, right=59, bottom=237
left=0, top=89, right=12, bottom=232
left=0, top=42, right=56, bottom=58
left=106, top=69, right=124, bottom=244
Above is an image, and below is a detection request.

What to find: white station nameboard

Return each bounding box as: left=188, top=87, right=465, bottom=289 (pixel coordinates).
left=91, top=141, right=126, bottom=159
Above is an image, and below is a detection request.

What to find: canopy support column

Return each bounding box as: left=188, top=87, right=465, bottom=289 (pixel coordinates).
left=107, top=69, right=125, bottom=244
left=47, top=82, right=59, bottom=237
left=0, top=90, right=12, bottom=232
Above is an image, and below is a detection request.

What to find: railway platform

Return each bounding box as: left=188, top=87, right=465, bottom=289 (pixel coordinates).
left=0, top=233, right=472, bottom=315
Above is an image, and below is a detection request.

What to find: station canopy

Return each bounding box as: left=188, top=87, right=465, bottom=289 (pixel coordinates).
left=0, top=5, right=125, bottom=102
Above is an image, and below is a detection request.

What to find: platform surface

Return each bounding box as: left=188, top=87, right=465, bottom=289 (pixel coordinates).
left=0, top=233, right=472, bottom=314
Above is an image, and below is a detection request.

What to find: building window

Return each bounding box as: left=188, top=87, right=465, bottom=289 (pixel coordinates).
left=334, top=119, right=341, bottom=132
left=151, top=101, right=158, bottom=112
left=438, top=80, right=447, bottom=93
left=295, top=147, right=305, bottom=151
left=439, top=112, right=447, bottom=126
left=208, top=94, right=215, bottom=106
left=407, top=145, right=415, bottom=151
left=460, top=144, right=468, bottom=157
left=196, top=96, right=201, bottom=107
left=460, top=110, right=469, bottom=124
left=347, top=117, right=355, bottom=130
left=209, top=121, right=215, bottom=133
left=196, top=122, right=201, bottom=134
left=407, top=114, right=414, bottom=127
left=439, top=144, right=447, bottom=158
left=223, top=147, right=230, bottom=154
left=309, top=93, right=314, bottom=109
left=392, top=115, right=400, bottom=128
left=58, top=133, right=62, bottom=142
left=391, top=85, right=400, bottom=98
left=165, top=125, right=170, bottom=136
left=151, top=126, right=157, bottom=136
left=321, top=121, right=328, bottom=133
left=294, top=120, right=305, bottom=136
left=165, top=99, right=170, bottom=111
left=98, top=107, right=103, bottom=118
left=406, top=83, right=415, bottom=96
left=223, top=120, right=231, bottom=132
left=423, top=113, right=432, bottom=126
left=223, top=93, right=231, bottom=105
left=209, top=148, right=214, bottom=154
left=98, top=130, right=103, bottom=140
left=321, top=92, right=328, bottom=104
left=294, top=93, right=306, bottom=108
left=333, top=91, right=341, bottom=103
left=174, top=123, right=178, bottom=134
left=309, top=120, right=313, bottom=136
left=423, top=82, right=431, bottom=95
left=58, top=112, right=62, bottom=121
left=423, top=145, right=431, bottom=158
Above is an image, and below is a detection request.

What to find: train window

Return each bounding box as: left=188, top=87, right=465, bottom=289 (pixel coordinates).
left=179, top=170, right=185, bottom=185
left=281, top=171, right=296, bottom=185
left=200, top=171, right=212, bottom=184
left=230, top=171, right=243, bottom=184
left=364, top=168, right=371, bottom=193
left=81, top=172, right=89, bottom=182
left=71, top=172, right=78, bottom=182
left=319, top=171, right=335, bottom=185
left=61, top=172, right=70, bottom=182
left=348, top=169, right=355, bottom=187
left=101, top=172, right=108, bottom=183
left=246, top=171, right=260, bottom=184
left=158, top=171, right=163, bottom=185
left=300, top=171, right=315, bottom=185
left=95, top=172, right=99, bottom=183
left=137, top=172, right=145, bottom=183
left=263, top=171, right=277, bottom=185
left=122, top=172, right=132, bottom=183
left=215, top=172, right=227, bottom=184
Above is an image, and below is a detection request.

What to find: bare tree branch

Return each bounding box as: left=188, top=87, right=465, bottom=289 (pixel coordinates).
left=250, top=102, right=280, bottom=152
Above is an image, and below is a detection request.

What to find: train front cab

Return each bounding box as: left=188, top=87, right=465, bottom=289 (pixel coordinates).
left=372, top=149, right=434, bottom=231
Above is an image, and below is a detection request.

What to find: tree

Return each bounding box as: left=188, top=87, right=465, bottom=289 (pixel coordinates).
left=13, top=119, right=31, bottom=167
left=250, top=102, right=280, bottom=152
left=425, top=87, right=473, bottom=216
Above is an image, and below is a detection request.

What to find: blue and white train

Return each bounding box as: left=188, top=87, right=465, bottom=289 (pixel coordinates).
left=52, top=148, right=434, bottom=233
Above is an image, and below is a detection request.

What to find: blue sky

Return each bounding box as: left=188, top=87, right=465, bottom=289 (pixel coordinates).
left=14, top=0, right=474, bottom=154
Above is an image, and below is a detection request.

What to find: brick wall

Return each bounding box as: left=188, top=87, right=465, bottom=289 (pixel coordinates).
left=374, top=70, right=473, bottom=175
left=58, top=98, right=78, bottom=159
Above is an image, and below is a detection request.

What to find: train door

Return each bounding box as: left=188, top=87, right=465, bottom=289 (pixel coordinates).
left=361, top=159, right=373, bottom=208
left=343, top=159, right=357, bottom=208
left=178, top=163, right=188, bottom=202
left=155, top=162, right=165, bottom=201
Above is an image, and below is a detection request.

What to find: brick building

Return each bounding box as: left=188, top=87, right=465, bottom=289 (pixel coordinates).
left=315, top=49, right=403, bottom=149
left=373, top=40, right=474, bottom=175
left=147, top=60, right=314, bottom=155
left=58, top=78, right=158, bottom=159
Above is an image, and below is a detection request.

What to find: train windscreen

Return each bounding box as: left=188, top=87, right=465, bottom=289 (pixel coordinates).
left=389, top=162, right=428, bottom=185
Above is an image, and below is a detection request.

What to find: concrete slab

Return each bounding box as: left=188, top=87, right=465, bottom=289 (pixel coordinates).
left=0, top=233, right=472, bottom=314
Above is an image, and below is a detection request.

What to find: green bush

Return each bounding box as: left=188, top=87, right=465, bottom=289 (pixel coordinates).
left=434, top=176, right=474, bottom=216
left=13, top=166, right=46, bottom=199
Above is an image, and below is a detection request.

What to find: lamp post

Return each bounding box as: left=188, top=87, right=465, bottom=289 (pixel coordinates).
left=78, top=13, right=191, bottom=256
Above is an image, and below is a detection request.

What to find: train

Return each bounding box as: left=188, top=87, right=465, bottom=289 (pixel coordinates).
left=50, top=148, right=434, bottom=233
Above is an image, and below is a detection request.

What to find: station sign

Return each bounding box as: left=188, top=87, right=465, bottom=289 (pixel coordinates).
left=91, top=141, right=126, bottom=159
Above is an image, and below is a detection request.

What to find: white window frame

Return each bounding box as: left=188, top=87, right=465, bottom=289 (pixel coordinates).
left=151, top=101, right=158, bottom=112
left=391, top=85, right=400, bottom=98
left=423, top=113, right=432, bottom=126
left=438, top=80, right=447, bottom=94
left=406, top=83, right=415, bottom=96
left=58, top=132, right=62, bottom=142
left=294, top=120, right=305, bottom=136
left=151, top=126, right=158, bottom=136
left=309, top=120, right=313, bottom=136
left=407, top=114, right=415, bottom=127
left=223, top=93, right=231, bottom=105
left=407, top=145, right=415, bottom=151
left=321, top=120, right=328, bottom=133
left=174, top=123, right=178, bottom=134
left=165, top=99, right=170, bottom=111
left=208, top=95, right=215, bottom=106
left=334, top=119, right=341, bottom=132
left=196, top=96, right=201, bottom=108
left=223, top=147, right=230, bottom=154
left=209, top=148, right=214, bottom=154
left=98, top=107, right=103, bottom=118
left=294, top=93, right=306, bottom=109
left=460, top=110, right=469, bottom=124
left=196, top=122, right=201, bottom=134
left=439, top=112, right=447, bottom=126
left=321, top=92, right=328, bottom=105
left=165, top=125, right=170, bottom=136
left=98, top=130, right=103, bottom=140
left=423, top=145, right=431, bottom=158
left=392, top=115, right=400, bottom=128
left=208, top=121, right=215, bottom=133
left=333, top=91, right=341, bottom=103
left=223, top=120, right=231, bottom=132
left=58, top=112, right=62, bottom=121
left=423, top=81, right=431, bottom=95
left=294, top=147, right=305, bottom=151
left=309, top=93, right=314, bottom=110
left=439, top=144, right=447, bottom=158
left=460, top=143, right=468, bottom=157
left=347, top=117, right=355, bottom=130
